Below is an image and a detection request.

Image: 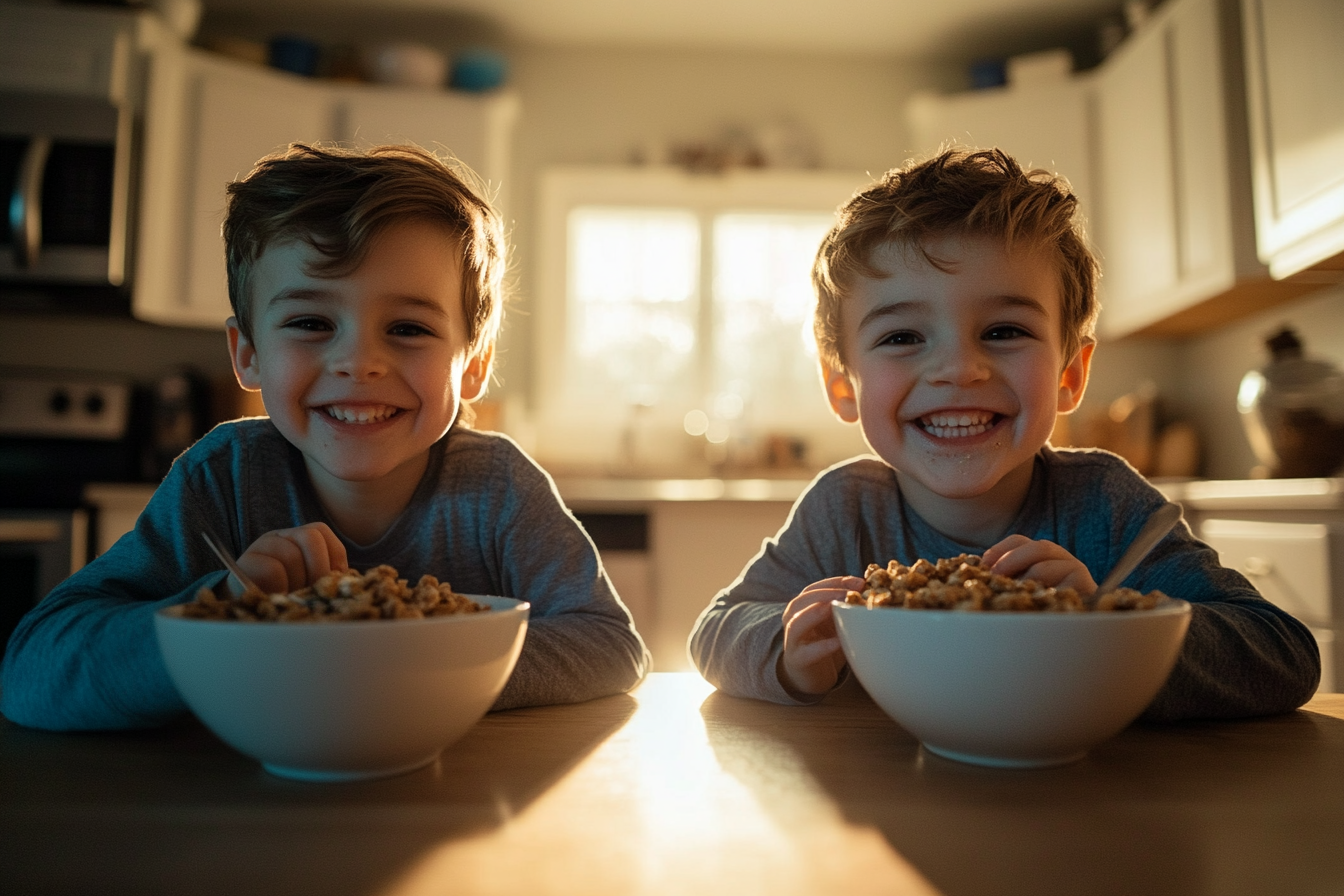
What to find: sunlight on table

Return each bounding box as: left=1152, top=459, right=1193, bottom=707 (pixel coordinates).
left=382, top=673, right=938, bottom=896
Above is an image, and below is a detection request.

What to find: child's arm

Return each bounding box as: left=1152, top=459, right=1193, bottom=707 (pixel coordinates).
left=470, top=441, right=650, bottom=711
left=690, top=465, right=879, bottom=705
left=0, top=465, right=237, bottom=731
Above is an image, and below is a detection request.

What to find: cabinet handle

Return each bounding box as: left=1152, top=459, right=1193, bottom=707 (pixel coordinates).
left=10, top=135, right=52, bottom=269
left=1243, top=556, right=1274, bottom=577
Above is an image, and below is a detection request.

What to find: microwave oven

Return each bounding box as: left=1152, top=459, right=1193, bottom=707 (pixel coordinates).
left=0, top=90, right=136, bottom=295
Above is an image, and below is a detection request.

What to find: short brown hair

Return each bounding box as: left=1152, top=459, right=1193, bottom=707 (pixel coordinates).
left=812, top=147, right=1098, bottom=371
left=223, top=143, right=506, bottom=355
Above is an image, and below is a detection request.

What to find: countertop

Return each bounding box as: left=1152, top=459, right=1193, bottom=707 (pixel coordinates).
left=3, top=672, right=1342, bottom=896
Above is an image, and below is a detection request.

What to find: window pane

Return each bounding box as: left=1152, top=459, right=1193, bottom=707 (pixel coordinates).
left=711, top=213, right=835, bottom=418
left=567, top=207, right=700, bottom=402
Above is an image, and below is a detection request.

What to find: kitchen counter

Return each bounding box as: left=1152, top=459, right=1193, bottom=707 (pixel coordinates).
left=1156, top=477, right=1344, bottom=511
left=3, top=672, right=1342, bottom=896
left=553, top=475, right=813, bottom=506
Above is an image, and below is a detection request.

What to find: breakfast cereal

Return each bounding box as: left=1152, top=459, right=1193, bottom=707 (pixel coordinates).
left=182, top=564, right=489, bottom=621
left=844, top=553, right=1164, bottom=612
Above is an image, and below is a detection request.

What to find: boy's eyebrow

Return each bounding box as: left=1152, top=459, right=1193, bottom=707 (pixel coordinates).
left=266, top=288, right=450, bottom=318
left=857, top=294, right=1049, bottom=330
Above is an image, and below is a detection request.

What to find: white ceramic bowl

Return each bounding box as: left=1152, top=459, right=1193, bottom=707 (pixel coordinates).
left=155, top=596, right=528, bottom=781
left=832, top=598, right=1191, bottom=768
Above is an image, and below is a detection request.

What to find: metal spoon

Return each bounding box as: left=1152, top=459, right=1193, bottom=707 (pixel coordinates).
left=200, top=529, right=264, bottom=597
left=1092, top=502, right=1183, bottom=599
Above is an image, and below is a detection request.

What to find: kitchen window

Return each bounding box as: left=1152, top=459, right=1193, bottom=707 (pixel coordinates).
left=534, top=166, right=865, bottom=470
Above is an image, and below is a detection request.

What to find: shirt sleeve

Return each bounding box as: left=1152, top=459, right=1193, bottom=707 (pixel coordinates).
left=481, top=445, right=651, bottom=711
left=0, top=448, right=235, bottom=731
left=689, top=469, right=862, bottom=705
left=1128, top=517, right=1322, bottom=721
left=1058, top=452, right=1322, bottom=721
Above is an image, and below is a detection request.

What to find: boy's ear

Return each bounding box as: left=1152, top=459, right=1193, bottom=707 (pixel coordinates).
left=459, top=344, right=494, bottom=403
left=1057, top=340, right=1095, bottom=413
left=226, top=317, right=263, bottom=392
left=821, top=361, right=860, bottom=424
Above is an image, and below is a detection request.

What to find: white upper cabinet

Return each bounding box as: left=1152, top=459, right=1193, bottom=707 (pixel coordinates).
left=904, top=0, right=1322, bottom=340
left=136, top=48, right=330, bottom=328
left=1241, top=0, right=1344, bottom=280
left=133, top=48, right=517, bottom=329
left=907, top=79, right=1094, bottom=221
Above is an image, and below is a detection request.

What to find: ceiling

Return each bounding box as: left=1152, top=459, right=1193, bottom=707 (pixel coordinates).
left=202, top=0, right=1130, bottom=61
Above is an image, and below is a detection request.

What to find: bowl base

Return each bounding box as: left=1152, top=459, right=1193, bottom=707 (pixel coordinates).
left=262, top=752, right=439, bottom=783
left=922, top=742, right=1088, bottom=769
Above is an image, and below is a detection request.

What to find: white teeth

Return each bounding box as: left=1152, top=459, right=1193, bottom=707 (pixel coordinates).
left=920, top=411, right=995, bottom=439
left=325, top=406, right=396, bottom=424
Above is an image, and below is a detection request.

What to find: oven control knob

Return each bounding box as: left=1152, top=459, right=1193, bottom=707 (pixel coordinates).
left=48, top=388, right=71, bottom=415
left=84, top=391, right=105, bottom=416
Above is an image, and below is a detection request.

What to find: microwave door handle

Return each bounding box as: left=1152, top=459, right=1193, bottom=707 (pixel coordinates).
left=9, top=135, right=52, bottom=269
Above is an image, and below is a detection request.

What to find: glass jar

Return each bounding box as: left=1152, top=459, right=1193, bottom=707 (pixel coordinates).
left=1237, top=327, right=1344, bottom=478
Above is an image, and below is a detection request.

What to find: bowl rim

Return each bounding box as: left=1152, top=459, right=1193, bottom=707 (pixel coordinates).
left=831, top=594, right=1191, bottom=618
left=156, top=594, right=530, bottom=626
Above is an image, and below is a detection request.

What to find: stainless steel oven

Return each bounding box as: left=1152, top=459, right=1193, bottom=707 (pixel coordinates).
left=0, top=370, right=144, bottom=660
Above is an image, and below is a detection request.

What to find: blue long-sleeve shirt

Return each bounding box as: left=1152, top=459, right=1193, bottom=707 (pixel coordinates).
left=2, top=419, right=650, bottom=730
left=689, top=447, right=1321, bottom=720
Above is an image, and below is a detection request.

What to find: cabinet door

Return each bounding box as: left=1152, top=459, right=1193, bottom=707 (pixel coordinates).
left=336, top=88, right=518, bottom=213
left=907, top=81, right=1094, bottom=220
left=1242, top=0, right=1344, bottom=278
left=135, top=50, right=332, bottom=328
left=1094, top=0, right=1243, bottom=338
left=649, top=501, right=792, bottom=672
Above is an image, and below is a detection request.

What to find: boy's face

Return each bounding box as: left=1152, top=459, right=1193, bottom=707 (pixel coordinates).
left=227, top=220, right=489, bottom=500
left=822, top=234, right=1091, bottom=508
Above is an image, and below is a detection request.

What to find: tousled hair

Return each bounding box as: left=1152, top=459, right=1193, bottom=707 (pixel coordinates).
left=223, top=142, right=506, bottom=357
left=812, top=147, right=1099, bottom=372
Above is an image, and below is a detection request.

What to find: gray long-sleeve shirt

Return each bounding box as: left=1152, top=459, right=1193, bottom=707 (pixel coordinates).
left=1, top=419, right=650, bottom=731
left=689, top=447, right=1320, bottom=721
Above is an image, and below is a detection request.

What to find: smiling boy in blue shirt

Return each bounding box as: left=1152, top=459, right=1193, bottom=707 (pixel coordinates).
left=690, top=148, right=1319, bottom=718
left=2, top=143, right=649, bottom=730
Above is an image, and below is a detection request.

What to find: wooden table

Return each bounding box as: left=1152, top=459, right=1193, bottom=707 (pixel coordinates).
left=3, top=673, right=1342, bottom=896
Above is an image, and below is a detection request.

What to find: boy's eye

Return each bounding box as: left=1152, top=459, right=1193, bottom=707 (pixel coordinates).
left=388, top=321, right=435, bottom=338
left=283, top=316, right=332, bottom=332
left=877, top=330, right=922, bottom=347
left=983, top=324, right=1031, bottom=341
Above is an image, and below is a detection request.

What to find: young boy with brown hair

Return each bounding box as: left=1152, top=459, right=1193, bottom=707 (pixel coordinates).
left=689, top=148, right=1319, bottom=719
left=2, top=143, right=648, bottom=730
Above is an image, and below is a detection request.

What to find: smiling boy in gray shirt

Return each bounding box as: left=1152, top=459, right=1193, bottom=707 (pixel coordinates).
left=689, top=148, right=1319, bottom=719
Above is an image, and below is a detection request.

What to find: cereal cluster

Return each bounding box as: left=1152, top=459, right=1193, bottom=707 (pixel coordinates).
left=843, top=553, right=1163, bottom=612
left=183, top=564, right=489, bottom=622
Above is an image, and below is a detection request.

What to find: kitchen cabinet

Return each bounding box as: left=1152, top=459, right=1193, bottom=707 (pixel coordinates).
left=1090, top=0, right=1316, bottom=338
left=907, top=78, right=1094, bottom=222
left=133, top=47, right=517, bottom=329
left=1241, top=0, right=1344, bottom=281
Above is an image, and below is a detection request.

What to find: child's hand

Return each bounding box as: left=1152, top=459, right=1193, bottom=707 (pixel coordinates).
left=981, top=536, right=1098, bottom=594
left=224, top=523, right=348, bottom=597
left=779, top=576, right=863, bottom=697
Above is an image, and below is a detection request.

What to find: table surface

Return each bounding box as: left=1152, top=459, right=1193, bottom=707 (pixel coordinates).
left=3, top=673, right=1342, bottom=896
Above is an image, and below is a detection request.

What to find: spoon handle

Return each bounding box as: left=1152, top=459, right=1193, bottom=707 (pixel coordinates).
left=1094, top=502, right=1183, bottom=596
left=200, top=530, right=264, bottom=597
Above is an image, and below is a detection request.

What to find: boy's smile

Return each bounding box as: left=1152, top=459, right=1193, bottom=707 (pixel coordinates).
left=227, top=220, right=490, bottom=543
left=823, top=234, right=1091, bottom=544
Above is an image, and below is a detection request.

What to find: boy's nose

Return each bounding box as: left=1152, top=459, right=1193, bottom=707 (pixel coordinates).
left=925, top=340, right=991, bottom=385
left=328, top=333, right=389, bottom=380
